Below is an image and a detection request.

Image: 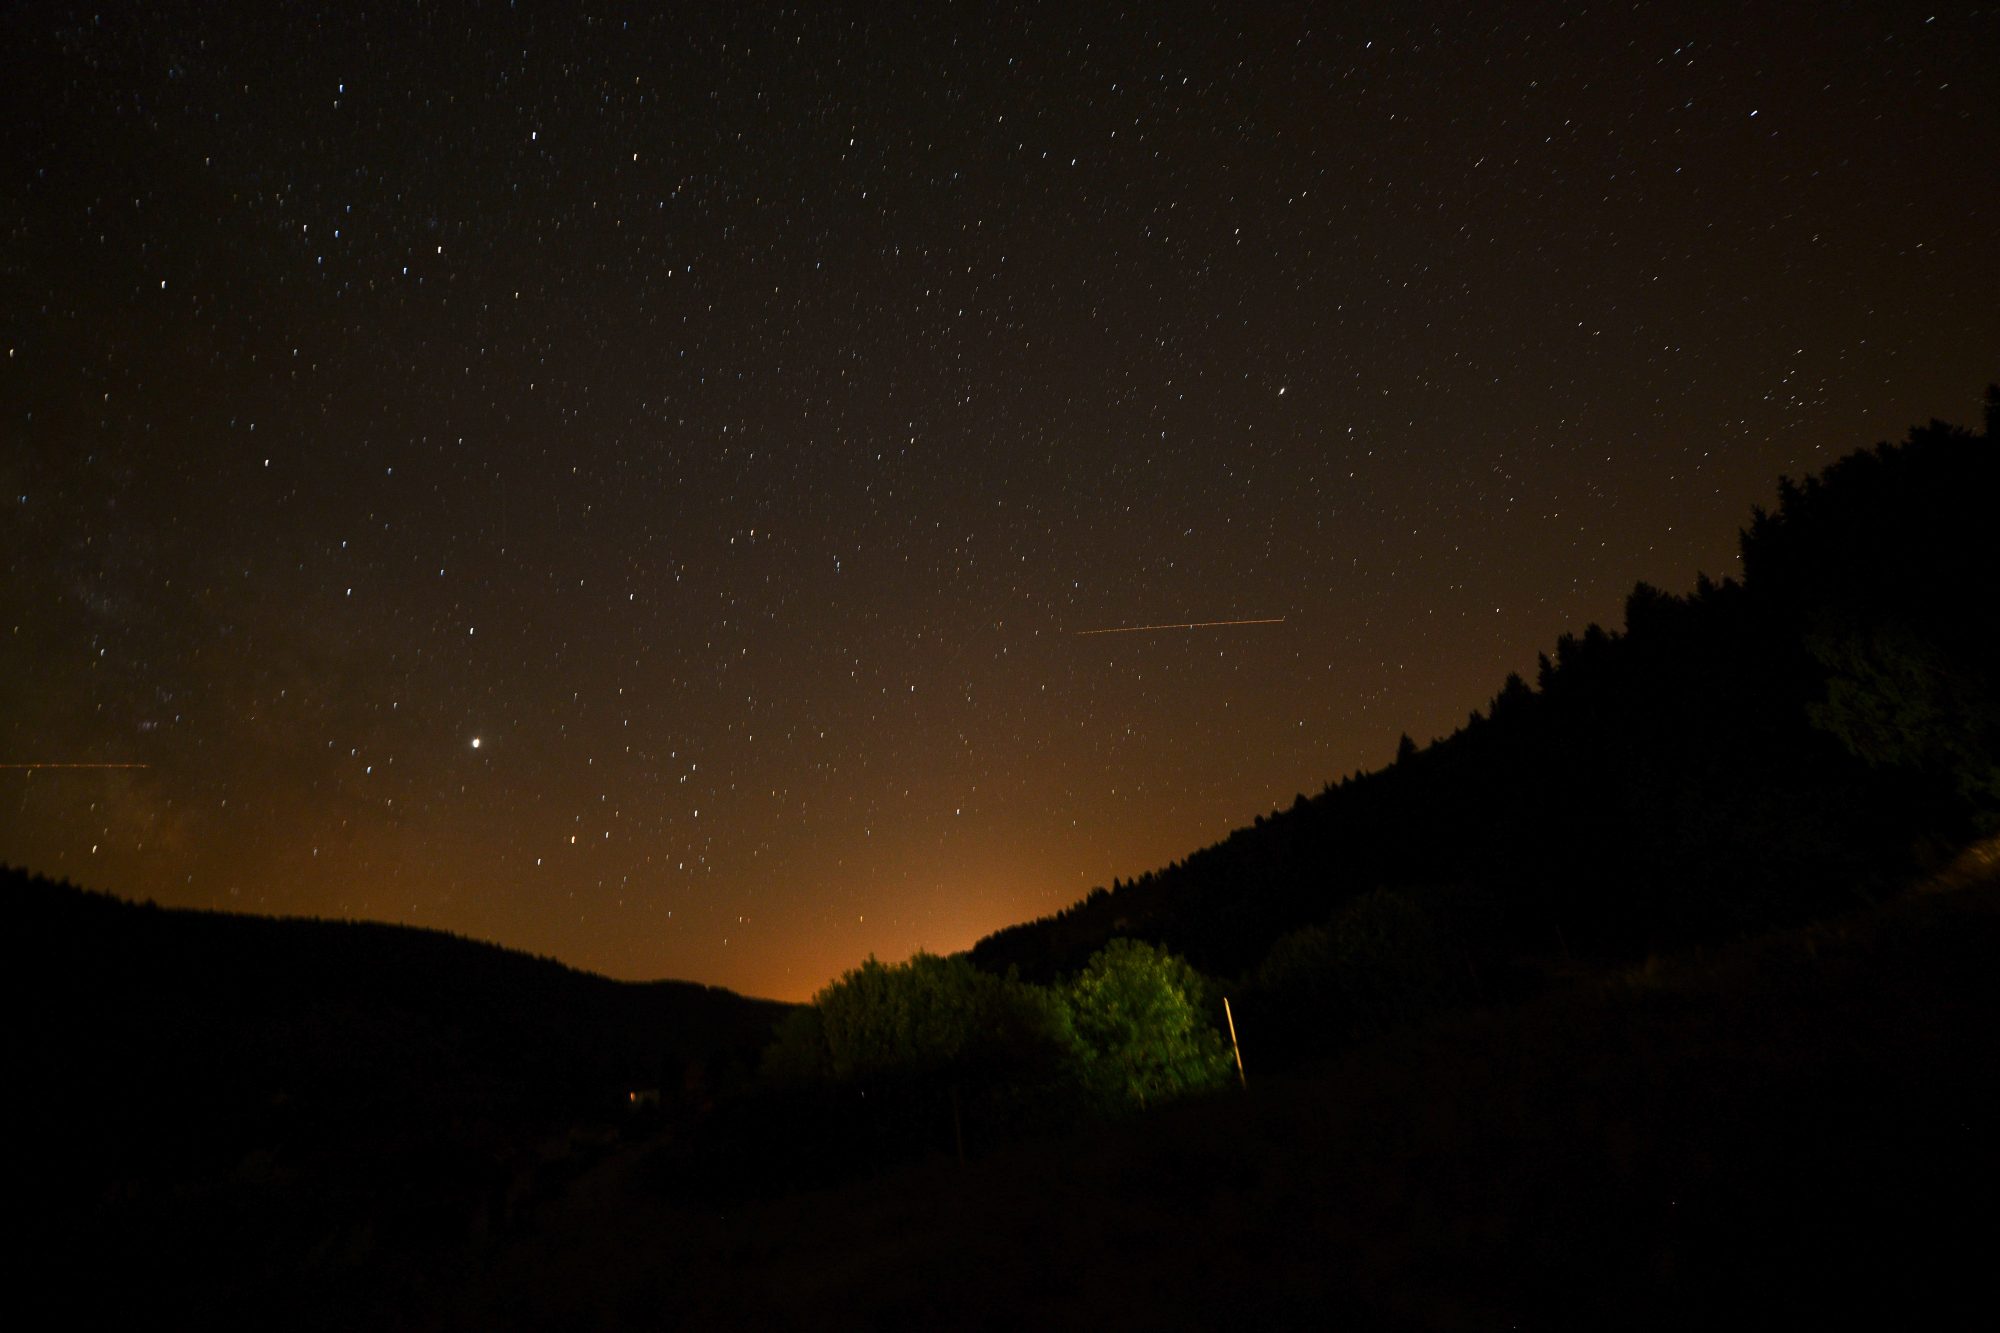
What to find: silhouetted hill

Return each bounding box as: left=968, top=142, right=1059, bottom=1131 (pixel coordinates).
left=9, top=867, right=786, bottom=1120
left=8, top=867, right=788, bottom=1329
left=16, top=394, right=1999, bottom=1328
left=437, top=861, right=2000, bottom=1330
left=972, top=401, right=2000, bottom=987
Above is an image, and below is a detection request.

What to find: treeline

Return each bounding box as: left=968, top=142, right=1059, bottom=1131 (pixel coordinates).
left=649, top=940, right=1238, bottom=1199
left=717, top=395, right=2000, bottom=1160
left=965, top=392, right=2000, bottom=1060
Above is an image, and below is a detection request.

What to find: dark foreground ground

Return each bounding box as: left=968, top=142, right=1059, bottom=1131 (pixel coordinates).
left=422, top=867, right=1999, bottom=1331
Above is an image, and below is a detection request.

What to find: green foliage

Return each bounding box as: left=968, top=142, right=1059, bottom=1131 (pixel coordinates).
left=762, top=941, right=1234, bottom=1127
left=762, top=952, right=1080, bottom=1089
left=1067, top=939, right=1233, bottom=1109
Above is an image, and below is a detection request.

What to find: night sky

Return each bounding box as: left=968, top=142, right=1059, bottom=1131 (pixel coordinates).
left=5, top=3, right=1996, bottom=1000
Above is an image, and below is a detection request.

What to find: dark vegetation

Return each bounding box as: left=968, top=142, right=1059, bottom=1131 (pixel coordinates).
left=13, top=390, right=2000, bottom=1326
left=8, top=872, right=787, bottom=1328
left=974, top=391, right=2000, bottom=1067
left=446, top=871, right=2000, bottom=1330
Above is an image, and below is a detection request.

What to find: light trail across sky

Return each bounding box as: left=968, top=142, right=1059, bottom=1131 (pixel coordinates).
left=1073, top=617, right=1287, bottom=637
left=0, top=763, right=152, bottom=770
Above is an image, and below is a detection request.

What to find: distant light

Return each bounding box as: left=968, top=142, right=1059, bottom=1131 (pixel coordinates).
left=471, top=737, right=481, bottom=749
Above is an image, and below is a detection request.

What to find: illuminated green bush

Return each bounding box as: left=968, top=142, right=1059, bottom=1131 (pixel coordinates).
left=1068, top=938, right=1233, bottom=1109
left=761, top=952, right=1078, bottom=1088
left=762, top=941, right=1232, bottom=1130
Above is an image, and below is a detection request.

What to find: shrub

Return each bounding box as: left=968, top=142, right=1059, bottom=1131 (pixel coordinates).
left=1254, top=889, right=1462, bottom=1051
left=761, top=953, right=1082, bottom=1094
left=1068, top=938, right=1233, bottom=1109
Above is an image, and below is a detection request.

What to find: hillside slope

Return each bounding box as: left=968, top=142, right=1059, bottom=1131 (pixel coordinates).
left=439, top=864, right=2000, bottom=1330
left=974, top=407, right=2000, bottom=985
left=8, top=867, right=788, bottom=1329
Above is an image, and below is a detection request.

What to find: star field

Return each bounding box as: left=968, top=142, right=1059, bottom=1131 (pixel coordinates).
left=4, top=2, right=1996, bottom=998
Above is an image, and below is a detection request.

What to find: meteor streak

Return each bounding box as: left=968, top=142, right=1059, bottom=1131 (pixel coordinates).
left=0, top=763, right=151, bottom=769
left=1074, top=617, right=1286, bottom=637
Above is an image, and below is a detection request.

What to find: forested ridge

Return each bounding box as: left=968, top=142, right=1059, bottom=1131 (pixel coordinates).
left=972, top=394, right=2000, bottom=997
left=14, top=394, right=2000, bottom=1328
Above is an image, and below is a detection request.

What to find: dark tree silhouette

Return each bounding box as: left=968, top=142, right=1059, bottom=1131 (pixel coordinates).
left=972, top=397, right=1998, bottom=992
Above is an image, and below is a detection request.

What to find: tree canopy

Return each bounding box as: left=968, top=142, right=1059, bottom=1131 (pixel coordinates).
left=1069, top=939, right=1233, bottom=1109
